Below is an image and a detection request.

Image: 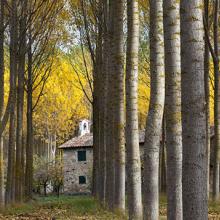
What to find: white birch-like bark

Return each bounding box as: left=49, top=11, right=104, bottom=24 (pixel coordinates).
left=163, top=0, right=182, bottom=219
left=180, top=0, right=208, bottom=219
left=143, top=0, right=165, bottom=219
left=126, top=0, right=143, bottom=219
left=113, top=0, right=126, bottom=213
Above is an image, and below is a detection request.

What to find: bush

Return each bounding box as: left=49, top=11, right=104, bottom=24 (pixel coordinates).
left=33, top=155, right=63, bottom=196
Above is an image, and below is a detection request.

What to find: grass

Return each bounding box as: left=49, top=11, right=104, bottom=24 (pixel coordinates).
left=0, top=194, right=220, bottom=219
left=209, top=199, right=220, bottom=219
left=159, top=194, right=220, bottom=219
left=0, top=195, right=127, bottom=219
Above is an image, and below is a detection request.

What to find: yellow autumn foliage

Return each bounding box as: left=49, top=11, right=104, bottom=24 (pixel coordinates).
left=33, top=54, right=90, bottom=143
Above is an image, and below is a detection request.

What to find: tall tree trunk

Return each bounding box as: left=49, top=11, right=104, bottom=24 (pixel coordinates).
left=21, top=134, right=25, bottom=199
left=15, top=1, right=27, bottom=202
left=98, top=0, right=108, bottom=204
left=5, top=0, right=18, bottom=205
left=164, top=0, right=183, bottom=219
left=126, top=0, right=142, bottom=219
left=159, top=117, right=166, bottom=193
left=25, top=33, right=33, bottom=201
left=0, top=0, right=3, bottom=129
left=0, top=137, right=3, bottom=206
left=102, top=2, right=109, bottom=206
left=92, top=57, right=100, bottom=199
left=143, top=0, right=165, bottom=219
left=113, top=0, right=125, bottom=213
left=0, top=0, right=4, bottom=207
left=96, top=5, right=106, bottom=202
left=6, top=110, right=16, bottom=205
left=204, top=0, right=210, bottom=199
left=212, top=0, right=220, bottom=201
left=180, top=0, right=208, bottom=219
left=105, top=0, right=115, bottom=210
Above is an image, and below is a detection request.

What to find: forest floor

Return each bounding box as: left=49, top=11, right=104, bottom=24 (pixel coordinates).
left=0, top=195, right=219, bottom=220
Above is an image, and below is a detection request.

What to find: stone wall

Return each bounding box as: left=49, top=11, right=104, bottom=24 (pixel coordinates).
left=63, top=147, right=93, bottom=194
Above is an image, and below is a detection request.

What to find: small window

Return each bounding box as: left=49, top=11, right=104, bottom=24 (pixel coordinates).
left=79, top=176, right=86, bottom=184
left=78, top=150, right=86, bottom=161
left=84, top=123, right=87, bottom=130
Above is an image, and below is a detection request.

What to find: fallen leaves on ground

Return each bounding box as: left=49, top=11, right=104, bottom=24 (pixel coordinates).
left=1, top=196, right=220, bottom=220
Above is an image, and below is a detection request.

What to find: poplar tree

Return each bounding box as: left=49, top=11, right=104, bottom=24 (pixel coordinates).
left=113, top=0, right=126, bottom=213
left=180, top=0, right=208, bottom=218
left=126, top=0, right=143, bottom=219
left=164, top=0, right=182, bottom=219
left=5, top=0, right=18, bottom=205
left=143, top=0, right=165, bottom=219
left=0, top=0, right=4, bottom=207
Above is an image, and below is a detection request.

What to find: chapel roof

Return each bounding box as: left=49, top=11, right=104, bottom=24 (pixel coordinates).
left=59, top=130, right=145, bottom=149
left=59, top=127, right=215, bottom=150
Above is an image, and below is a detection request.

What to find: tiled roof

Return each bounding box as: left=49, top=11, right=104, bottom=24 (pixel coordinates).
left=59, top=126, right=215, bottom=149
left=59, top=133, right=93, bottom=149
left=59, top=130, right=146, bottom=149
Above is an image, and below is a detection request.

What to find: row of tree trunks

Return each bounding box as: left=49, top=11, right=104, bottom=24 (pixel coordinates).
left=33, top=135, right=57, bottom=160
left=15, top=0, right=27, bottom=202
left=203, top=0, right=220, bottom=201
left=0, top=0, right=62, bottom=206
left=5, top=0, right=18, bottom=205
left=93, top=1, right=144, bottom=218
left=93, top=0, right=210, bottom=219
